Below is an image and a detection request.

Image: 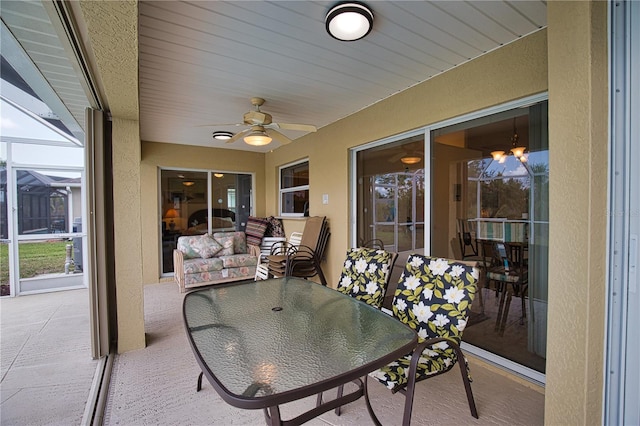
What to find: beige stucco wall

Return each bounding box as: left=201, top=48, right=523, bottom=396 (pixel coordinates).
left=546, top=1, right=608, bottom=424
left=266, top=29, right=548, bottom=287
left=77, top=0, right=144, bottom=352
left=139, top=141, right=266, bottom=285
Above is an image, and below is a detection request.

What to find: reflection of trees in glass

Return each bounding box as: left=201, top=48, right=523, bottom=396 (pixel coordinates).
left=480, top=177, right=530, bottom=219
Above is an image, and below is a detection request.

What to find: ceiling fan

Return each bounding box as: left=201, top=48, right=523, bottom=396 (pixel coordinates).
left=388, top=142, right=423, bottom=164
left=203, top=97, right=317, bottom=146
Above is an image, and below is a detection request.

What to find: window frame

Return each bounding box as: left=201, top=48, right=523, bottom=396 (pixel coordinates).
left=278, top=159, right=309, bottom=217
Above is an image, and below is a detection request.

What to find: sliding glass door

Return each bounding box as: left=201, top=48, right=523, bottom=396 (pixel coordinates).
left=351, top=96, right=549, bottom=381
left=159, top=169, right=253, bottom=275
left=354, top=134, right=425, bottom=253
left=431, top=99, right=549, bottom=378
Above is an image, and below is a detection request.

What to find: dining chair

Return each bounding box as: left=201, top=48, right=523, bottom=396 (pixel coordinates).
left=457, top=218, right=479, bottom=259
left=364, top=254, right=480, bottom=425
left=485, top=241, right=528, bottom=335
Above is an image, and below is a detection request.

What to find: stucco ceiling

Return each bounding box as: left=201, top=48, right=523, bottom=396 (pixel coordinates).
left=1, top=1, right=547, bottom=152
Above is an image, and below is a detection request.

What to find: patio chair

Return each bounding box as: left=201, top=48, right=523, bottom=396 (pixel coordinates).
left=267, top=216, right=330, bottom=285
left=364, top=254, right=480, bottom=425
left=322, top=246, right=398, bottom=415
left=335, top=247, right=398, bottom=308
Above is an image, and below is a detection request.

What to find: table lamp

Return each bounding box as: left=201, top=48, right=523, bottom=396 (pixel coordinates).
left=164, top=208, right=180, bottom=230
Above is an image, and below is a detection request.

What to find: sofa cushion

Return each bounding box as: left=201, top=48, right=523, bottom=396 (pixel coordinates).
left=184, top=266, right=257, bottom=285
left=245, top=216, right=268, bottom=246
left=192, top=234, right=223, bottom=259
left=213, top=231, right=247, bottom=254
left=219, top=253, right=259, bottom=268
left=177, top=235, right=205, bottom=259
left=213, top=234, right=235, bottom=256
left=183, top=257, right=224, bottom=274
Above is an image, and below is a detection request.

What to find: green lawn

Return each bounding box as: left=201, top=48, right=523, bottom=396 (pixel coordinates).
left=1, top=240, right=75, bottom=292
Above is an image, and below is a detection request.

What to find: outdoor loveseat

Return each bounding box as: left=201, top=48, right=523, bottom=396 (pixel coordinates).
left=173, top=231, right=260, bottom=293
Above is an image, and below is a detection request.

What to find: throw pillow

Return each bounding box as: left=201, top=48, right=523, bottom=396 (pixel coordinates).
left=192, top=234, right=222, bottom=259
left=245, top=216, right=269, bottom=246
left=265, top=216, right=286, bottom=237
left=214, top=234, right=235, bottom=256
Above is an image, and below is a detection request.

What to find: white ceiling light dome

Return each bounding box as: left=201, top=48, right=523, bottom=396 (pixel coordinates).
left=325, top=2, right=374, bottom=41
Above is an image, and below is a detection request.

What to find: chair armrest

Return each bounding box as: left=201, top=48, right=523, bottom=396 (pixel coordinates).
left=173, top=249, right=186, bottom=293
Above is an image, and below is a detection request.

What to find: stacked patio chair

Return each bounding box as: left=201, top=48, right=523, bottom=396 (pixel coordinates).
left=267, top=216, right=330, bottom=286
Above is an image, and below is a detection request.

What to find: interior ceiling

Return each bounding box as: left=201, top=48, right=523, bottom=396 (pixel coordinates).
left=1, top=1, right=547, bottom=153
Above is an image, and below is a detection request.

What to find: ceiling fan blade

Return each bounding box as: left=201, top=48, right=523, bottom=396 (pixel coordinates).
left=197, top=123, right=245, bottom=127
left=271, top=122, right=317, bottom=132
left=388, top=152, right=406, bottom=162
left=225, top=129, right=249, bottom=144
left=265, top=128, right=292, bottom=145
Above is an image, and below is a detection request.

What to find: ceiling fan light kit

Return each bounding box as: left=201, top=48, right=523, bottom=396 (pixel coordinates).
left=212, top=131, right=234, bottom=140
left=326, top=2, right=374, bottom=41
left=244, top=126, right=273, bottom=146
left=202, top=97, right=317, bottom=148
left=400, top=156, right=421, bottom=165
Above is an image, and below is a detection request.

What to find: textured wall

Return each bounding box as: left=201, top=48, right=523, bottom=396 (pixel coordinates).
left=139, top=141, right=266, bottom=284
left=546, top=1, right=608, bottom=423
left=112, top=118, right=145, bottom=352
left=78, top=0, right=139, bottom=119
left=266, top=30, right=549, bottom=286
left=77, top=0, right=144, bottom=352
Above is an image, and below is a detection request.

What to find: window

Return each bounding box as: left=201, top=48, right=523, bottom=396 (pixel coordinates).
left=279, top=160, right=309, bottom=216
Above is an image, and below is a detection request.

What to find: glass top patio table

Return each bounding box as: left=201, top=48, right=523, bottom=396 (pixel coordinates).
left=183, top=277, right=417, bottom=424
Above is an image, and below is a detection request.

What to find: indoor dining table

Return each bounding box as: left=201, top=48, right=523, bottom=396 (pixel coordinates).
left=183, top=277, right=417, bottom=426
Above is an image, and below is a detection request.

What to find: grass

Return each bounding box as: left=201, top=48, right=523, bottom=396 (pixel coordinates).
left=1, top=240, right=76, bottom=295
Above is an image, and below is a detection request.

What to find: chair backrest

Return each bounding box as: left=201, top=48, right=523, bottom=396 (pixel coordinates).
left=254, top=263, right=269, bottom=281
left=299, top=216, right=327, bottom=251
left=337, top=247, right=398, bottom=307
left=392, top=254, right=479, bottom=345
left=289, top=231, right=303, bottom=246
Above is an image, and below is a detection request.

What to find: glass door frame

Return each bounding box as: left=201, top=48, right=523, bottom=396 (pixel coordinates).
left=350, top=92, right=548, bottom=384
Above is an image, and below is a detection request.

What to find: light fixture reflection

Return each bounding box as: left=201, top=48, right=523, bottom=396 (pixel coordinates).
left=400, top=156, right=421, bottom=165
left=182, top=180, right=195, bottom=187
left=214, top=173, right=224, bottom=178
left=491, top=151, right=505, bottom=161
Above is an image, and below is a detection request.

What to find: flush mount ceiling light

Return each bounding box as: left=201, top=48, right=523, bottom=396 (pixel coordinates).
left=244, top=126, right=272, bottom=146
left=182, top=180, right=195, bottom=187
left=400, top=156, right=421, bottom=165
left=325, top=2, right=374, bottom=41
left=212, top=131, right=234, bottom=141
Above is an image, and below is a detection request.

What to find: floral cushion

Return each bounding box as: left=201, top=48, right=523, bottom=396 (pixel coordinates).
left=177, top=235, right=203, bottom=259
left=212, top=231, right=247, bottom=254
left=369, top=255, right=478, bottom=392
left=337, top=248, right=392, bottom=307
left=191, top=234, right=223, bottom=259
left=219, top=253, right=258, bottom=268
left=183, top=257, right=224, bottom=274
left=213, top=234, right=235, bottom=256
